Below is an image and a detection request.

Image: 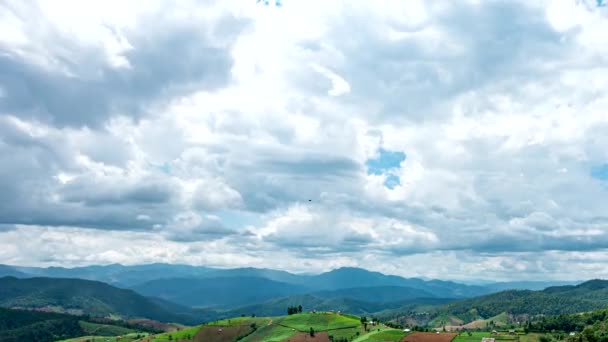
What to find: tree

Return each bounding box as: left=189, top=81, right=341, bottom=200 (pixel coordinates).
left=298, top=305, right=303, bottom=313
left=310, top=327, right=315, bottom=337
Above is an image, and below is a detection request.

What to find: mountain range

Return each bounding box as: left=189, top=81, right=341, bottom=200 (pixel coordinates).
left=0, top=263, right=592, bottom=327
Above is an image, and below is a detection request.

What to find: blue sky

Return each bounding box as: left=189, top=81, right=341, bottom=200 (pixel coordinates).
left=366, top=149, right=406, bottom=189
left=1, top=0, right=608, bottom=281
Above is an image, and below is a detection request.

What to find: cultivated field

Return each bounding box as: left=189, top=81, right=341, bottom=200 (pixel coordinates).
left=280, top=313, right=360, bottom=331
left=352, top=328, right=407, bottom=342
left=403, top=332, right=458, bottom=342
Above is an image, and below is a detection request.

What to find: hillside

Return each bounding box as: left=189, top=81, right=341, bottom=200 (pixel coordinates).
left=438, top=280, right=608, bottom=323
left=0, top=307, right=84, bottom=342
left=0, top=277, right=210, bottom=324
left=145, top=312, right=407, bottom=342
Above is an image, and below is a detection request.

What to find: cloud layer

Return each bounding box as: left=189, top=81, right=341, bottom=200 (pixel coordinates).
left=1, top=0, right=608, bottom=280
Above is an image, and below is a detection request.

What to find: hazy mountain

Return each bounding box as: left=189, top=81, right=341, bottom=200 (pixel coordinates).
left=7, top=263, right=215, bottom=287
left=312, top=286, right=434, bottom=303
left=132, top=276, right=310, bottom=308
left=0, top=265, right=27, bottom=278
left=484, top=280, right=580, bottom=292
left=304, top=267, right=490, bottom=298
left=0, top=277, right=211, bottom=324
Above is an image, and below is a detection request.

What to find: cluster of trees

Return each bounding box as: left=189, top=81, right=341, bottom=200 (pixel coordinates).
left=287, top=305, right=303, bottom=315
left=0, top=308, right=84, bottom=341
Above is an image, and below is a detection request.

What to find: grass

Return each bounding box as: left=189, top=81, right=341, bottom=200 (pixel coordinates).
left=329, top=326, right=366, bottom=341
left=518, top=334, right=542, bottom=342
left=148, top=325, right=202, bottom=341
left=244, top=323, right=297, bottom=342
left=352, top=328, right=407, bottom=342
left=280, top=313, right=360, bottom=331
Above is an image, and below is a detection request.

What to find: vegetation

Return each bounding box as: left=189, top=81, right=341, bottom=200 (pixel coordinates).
left=0, top=277, right=206, bottom=324
left=280, top=312, right=360, bottom=331
left=288, top=305, right=303, bottom=315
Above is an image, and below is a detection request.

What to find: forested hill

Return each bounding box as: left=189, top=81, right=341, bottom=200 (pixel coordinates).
left=442, top=279, right=608, bottom=319
left=0, top=276, right=210, bottom=324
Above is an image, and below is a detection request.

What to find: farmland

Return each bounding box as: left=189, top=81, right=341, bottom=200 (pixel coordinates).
left=53, top=312, right=547, bottom=342
left=404, top=332, right=459, bottom=342
left=139, top=312, right=407, bottom=342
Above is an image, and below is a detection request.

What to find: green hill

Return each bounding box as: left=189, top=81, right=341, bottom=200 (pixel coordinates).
left=423, top=280, right=608, bottom=327
left=0, top=276, right=210, bottom=324
left=147, top=312, right=406, bottom=342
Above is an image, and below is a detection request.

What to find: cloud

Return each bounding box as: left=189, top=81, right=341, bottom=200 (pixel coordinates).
left=1, top=0, right=608, bottom=280
left=0, top=0, right=248, bottom=128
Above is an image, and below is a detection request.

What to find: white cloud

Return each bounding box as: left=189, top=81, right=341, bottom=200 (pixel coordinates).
left=1, top=0, right=608, bottom=280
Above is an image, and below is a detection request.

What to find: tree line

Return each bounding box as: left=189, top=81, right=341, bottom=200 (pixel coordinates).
left=287, top=305, right=303, bottom=315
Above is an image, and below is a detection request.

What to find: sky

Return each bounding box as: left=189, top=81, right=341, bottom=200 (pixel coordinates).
left=1, top=0, right=608, bottom=282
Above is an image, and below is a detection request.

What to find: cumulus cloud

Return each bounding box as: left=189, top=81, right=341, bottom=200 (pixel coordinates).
left=1, top=0, right=608, bottom=280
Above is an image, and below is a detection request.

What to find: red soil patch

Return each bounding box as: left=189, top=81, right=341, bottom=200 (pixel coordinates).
left=283, top=331, right=331, bottom=342
left=403, top=332, right=458, bottom=342
left=193, top=325, right=254, bottom=342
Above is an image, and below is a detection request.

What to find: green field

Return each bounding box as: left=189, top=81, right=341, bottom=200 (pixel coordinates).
left=352, top=328, right=407, bottom=342
left=243, top=323, right=296, bottom=342
left=280, top=312, right=360, bottom=331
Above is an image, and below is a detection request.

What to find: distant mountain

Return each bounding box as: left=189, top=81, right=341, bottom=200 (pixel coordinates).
left=312, top=286, right=434, bottom=303
left=129, top=267, right=491, bottom=310
left=0, top=265, right=27, bottom=278
left=0, top=277, right=212, bottom=324
left=198, top=267, right=304, bottom=285
left=132, top=276, right=310, bottom=308
left=6, top=263, right=215, bottom=287
left=484, top=280, right=580, bottom=292
left=304, top=267, right=490, bottom=298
